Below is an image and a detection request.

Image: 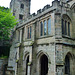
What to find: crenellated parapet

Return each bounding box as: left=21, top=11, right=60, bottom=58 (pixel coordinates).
left=17, top=0, right=71, bottom=28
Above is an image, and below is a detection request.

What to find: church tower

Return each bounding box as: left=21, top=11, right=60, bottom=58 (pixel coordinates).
left=10, top=0, right=31, bottom=21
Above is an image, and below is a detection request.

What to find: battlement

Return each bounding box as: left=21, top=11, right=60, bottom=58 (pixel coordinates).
left=17, top=0, right=70, bottom=27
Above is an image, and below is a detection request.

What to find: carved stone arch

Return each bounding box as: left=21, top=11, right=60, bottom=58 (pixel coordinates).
left=61, top=14, right=72, bottom=36
left=64, top=52, right=75, bottom=75
left=23, top=51, right=29, bottom=75
left=64, top=52, right=74, bottom=62
left=37, top=50, right=51, bottom=63
left=23, top=51, right=29, bottom=60
left=62, top=14, right=72, bottom=22
left=37, top=50, right=51, bottom=75
left=61, top=14, right=72, bottom=27
left=63, top=52, right=70, bottom=63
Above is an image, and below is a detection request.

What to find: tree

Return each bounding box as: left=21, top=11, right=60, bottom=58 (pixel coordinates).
left=0, top=6, right=18, bottom=40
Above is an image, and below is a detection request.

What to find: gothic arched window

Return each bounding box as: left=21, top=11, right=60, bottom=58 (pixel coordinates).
left=40, top=18, right=51, bottom=36
left=62, top=15, right=71, bottom=36
left=40, top=54, right=48, bottom=75
left=26, top=56, right=29, bottom=75
left=65, top=55, right=70, bottom=75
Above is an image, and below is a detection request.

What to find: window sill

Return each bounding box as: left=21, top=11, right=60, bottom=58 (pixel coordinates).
left=62, top=35, right=73, bottom=40
left=37, top=34, right=54, bottom=39
left=25, top=38, right=32, bottom=41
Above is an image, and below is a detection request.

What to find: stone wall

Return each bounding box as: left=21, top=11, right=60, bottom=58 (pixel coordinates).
left=0, top=59, right=8, bottom=75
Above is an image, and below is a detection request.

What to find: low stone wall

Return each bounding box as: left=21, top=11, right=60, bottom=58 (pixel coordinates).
left=0, top=59, right=8, bottom=75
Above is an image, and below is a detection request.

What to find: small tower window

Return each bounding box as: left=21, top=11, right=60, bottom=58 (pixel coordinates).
left=19, top=14, right=23, bottom=20
left=20, top=4, right=24, bottom=9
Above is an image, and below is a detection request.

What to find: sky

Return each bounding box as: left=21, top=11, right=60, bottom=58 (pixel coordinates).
left=0, top=0, right=54, bottom=14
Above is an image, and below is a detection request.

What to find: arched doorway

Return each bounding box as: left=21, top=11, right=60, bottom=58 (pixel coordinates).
left=26, top=56, right=29, bottom=75
left=65, top=55, right=70, bottom=75
left=40, top=54, right=48, bottom=75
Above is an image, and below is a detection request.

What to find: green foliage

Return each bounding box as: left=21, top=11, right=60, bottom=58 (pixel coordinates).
left=0, top=6, right=18, bottom=40
left=0, top=55, right=8, bottom=59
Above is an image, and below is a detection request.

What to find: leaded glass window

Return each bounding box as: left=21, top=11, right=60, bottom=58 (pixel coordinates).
left=62, top=19, right=64, bottom=34
left=68, top=22, right=70, bottom=36
left=40, top=22, right=43, bottom=36
left=27, top=27, right=29, bottom=39
left=27, top=26, right=32, bottom=39
left=65, top=21, right=67, bottom=35
left=48, top=18, right=51, bottom=35
left=44, top=20, right=47, bottom=35
left=22, top=28, right=24, bottom=41
left=62, top=15, right=71, bottom=37
left=18, top=30, right=20, bottom=41
left=30, top=26, right=32, bottom=38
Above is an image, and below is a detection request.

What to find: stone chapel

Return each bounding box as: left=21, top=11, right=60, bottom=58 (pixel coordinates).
left=6, top=0, right=75, bottom=75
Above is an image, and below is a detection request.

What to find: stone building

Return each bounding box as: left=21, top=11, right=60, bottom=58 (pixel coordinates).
left=7, top=0, right=75, bottom=75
